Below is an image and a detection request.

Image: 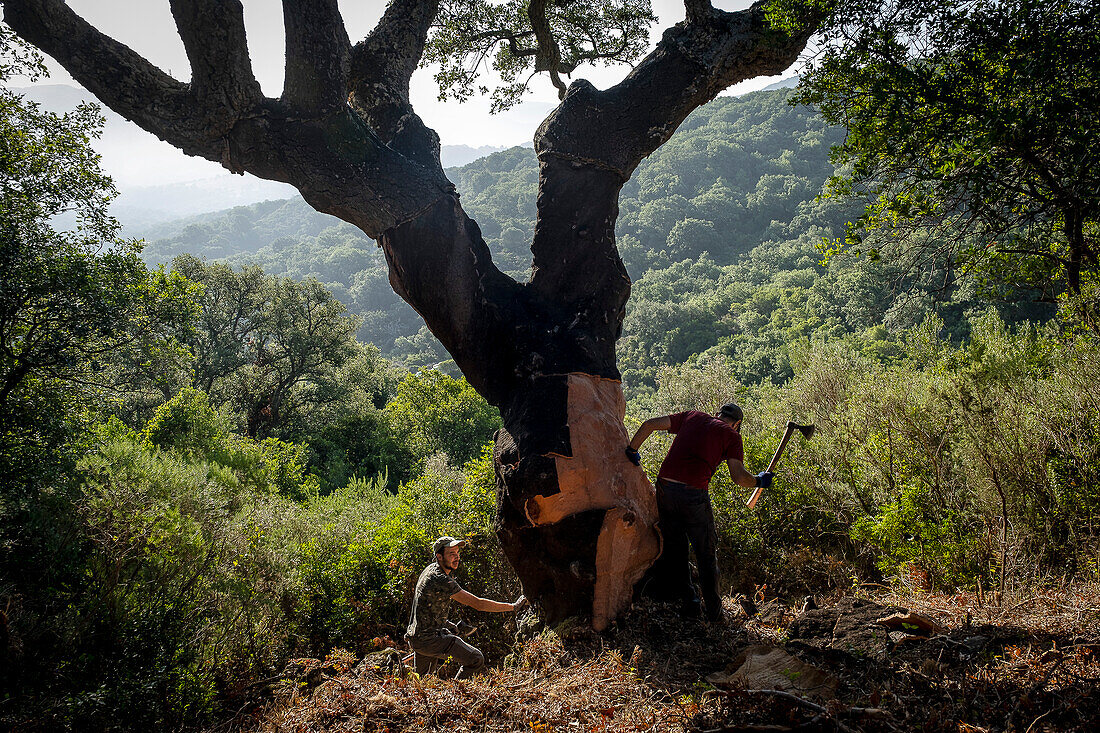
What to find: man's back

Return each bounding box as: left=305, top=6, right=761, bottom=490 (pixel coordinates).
left=658, top=410, right=742, bottom=490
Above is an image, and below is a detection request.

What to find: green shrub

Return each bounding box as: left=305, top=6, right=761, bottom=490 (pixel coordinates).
left=291, top=447, right=517, bottom=654
left=774, top=311, right=1100, bottom=591
left=849, top=483, right=989, bottom=587
left=141, top=387, right=225, bottom=457
left=22, top=428, right=308, bottom=731
left=142, top=387, right=319, bottom=501
left=384, top=371, right=501, bottom=468
left=292, top=475, right=399, bottom=651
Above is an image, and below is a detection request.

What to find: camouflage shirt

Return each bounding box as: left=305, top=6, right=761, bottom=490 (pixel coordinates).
left=406, top=562, right=462, bottom=638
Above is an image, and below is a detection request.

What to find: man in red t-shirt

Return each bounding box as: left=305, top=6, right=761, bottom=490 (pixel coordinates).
left=626, top=403, right=772, bottom=622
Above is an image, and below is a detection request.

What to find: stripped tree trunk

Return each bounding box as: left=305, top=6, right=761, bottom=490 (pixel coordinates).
left=4, top=0, right=819, bottom=628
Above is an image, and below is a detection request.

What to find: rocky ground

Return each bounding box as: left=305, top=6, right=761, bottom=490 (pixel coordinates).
left=215, top=585, right=1100, bottom=732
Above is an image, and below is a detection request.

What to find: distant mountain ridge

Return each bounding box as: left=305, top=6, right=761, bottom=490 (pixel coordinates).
left=442, top=144, right=513, bottom=168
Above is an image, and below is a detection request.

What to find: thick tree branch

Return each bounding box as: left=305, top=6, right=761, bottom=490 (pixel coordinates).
left=537, top=0, right=820, bottom=179
left=4, top=0, right=456, bottom=235
left=379, top=195, right=522, bottom=404
left=168, top=0, right=262, bottom=118
left=528, top=0, right=567, bottom=96
left=2, top=0, right=218, bottom=158
left=528, top=0, right=821, bottom=344
left=281, top=0, right=351, bottom=113
left=684, top=0, right=715, bottom=24
left=348, top=0, right=442, bottom=172
left=350, top=0, right=437, bottom=102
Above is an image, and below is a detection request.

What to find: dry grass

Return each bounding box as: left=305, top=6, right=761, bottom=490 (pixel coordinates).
left=234, top=631, right=689, bottom=733
left=861, top=579, right=1100, bottom=636
left=219, top=584, right=1100, bottom=733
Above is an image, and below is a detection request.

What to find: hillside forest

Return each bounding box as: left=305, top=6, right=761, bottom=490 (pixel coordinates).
left=2, top=2, right=1099, bottom=730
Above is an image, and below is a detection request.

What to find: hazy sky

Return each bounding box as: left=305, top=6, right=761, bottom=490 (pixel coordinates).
left=22, top=1, right=796, bottom=186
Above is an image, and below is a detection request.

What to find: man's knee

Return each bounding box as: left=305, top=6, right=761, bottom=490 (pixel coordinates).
left=414, top=652, right=439, bottom=676
left=455, top=652, right=484, bottom=679
left=456, top=643, right=484, bottom=669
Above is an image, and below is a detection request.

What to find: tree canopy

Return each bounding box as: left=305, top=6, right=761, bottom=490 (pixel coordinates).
left=426, top=0, right=658, bottom=110
left=790, top=0, right=1100, bottom=299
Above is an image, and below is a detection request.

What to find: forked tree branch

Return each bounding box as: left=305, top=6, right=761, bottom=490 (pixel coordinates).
left=3, top=0, right=215, bottom=157
left=3, top=0, right=455, bottom=235
left=529, top=0, right=821, bottom=317
left=349, top=0, right=442, bottom=171
left=528, top=0, right=567, bottom=95
left=537, top=0, right=820, bottom=180
left=281, top=0, right=351, bottom=113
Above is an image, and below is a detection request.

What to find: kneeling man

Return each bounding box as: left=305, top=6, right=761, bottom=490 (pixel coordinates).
left=405, top=536, right=526, bottom=678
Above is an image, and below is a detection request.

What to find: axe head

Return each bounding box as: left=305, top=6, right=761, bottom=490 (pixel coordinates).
left=788, top=421, right=815, bottom=439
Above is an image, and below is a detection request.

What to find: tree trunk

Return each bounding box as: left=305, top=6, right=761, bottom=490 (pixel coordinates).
left=494, top=375, right=661, bottom=629
left=378, top=182, right=661, bottom=628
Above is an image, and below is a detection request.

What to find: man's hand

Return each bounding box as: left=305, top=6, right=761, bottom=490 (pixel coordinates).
left=755, top=471, right=774, bottom=489
left=512, top=595, right=529, bottom=613
left=625, top=446, right=641, bottom=465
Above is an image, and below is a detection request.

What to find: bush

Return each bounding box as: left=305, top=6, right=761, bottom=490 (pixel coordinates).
left=142, top=387, right=319, bottom=501
left=849, top=483, right=988, bottom=587
left=384, top=371, right=501, bottom=468
left=61, top=436, right=300, bottom=729
left=776, top=312, right=1100, bottom=591
left=292, top=475, right=399, bottom=651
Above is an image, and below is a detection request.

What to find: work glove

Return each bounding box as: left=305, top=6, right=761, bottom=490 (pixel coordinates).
left=625, top=446, right=641, bottom=465
left=755, top=471, right=774, bottom=489
left=512, top=595, right=529, bottom=613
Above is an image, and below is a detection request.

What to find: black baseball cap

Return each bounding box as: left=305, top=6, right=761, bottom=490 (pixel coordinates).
left=718, top=403, right=743, bottom=423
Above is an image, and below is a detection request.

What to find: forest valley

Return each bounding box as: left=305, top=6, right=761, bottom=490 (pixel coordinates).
left=2, top=0, right=1099, bottom=731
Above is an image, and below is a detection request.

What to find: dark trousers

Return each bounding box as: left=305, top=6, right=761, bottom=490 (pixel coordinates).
left=407, top=631, right=485, bottom=679
left=651, top=478, right=721, bottom=618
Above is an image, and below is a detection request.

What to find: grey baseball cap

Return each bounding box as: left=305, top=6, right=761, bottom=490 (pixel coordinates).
left=433, top=536, right=467, bottom=555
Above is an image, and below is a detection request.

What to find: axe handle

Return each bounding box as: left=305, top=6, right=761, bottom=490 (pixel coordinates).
left=746, top=423, right=796, bottom=509
left=746, top=486, right=764, bottom=510
left=766, top=424, right=797, bottom=473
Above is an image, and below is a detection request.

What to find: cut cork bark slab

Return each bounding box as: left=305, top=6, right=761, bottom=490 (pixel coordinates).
left=524, top=373, right=658, bottom=526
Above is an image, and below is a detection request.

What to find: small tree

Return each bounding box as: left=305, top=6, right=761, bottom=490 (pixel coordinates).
left=172, top=255, right=361, bottom=438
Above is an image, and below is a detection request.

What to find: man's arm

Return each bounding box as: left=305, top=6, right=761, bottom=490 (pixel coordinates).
left=451, top=590, right=525, bottom=613
left=628, top=415, right=672, bottom=451
left=625, top=415, right=671, bottom=465
left=726, top=458, right=758, bottom=488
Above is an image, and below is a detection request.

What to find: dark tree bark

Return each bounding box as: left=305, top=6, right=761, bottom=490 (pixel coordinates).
left=4, top=0, right=820, bottom=628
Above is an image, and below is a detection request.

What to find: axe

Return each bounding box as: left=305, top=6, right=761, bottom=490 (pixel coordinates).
left=746, top=421, right=815, bottom=509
